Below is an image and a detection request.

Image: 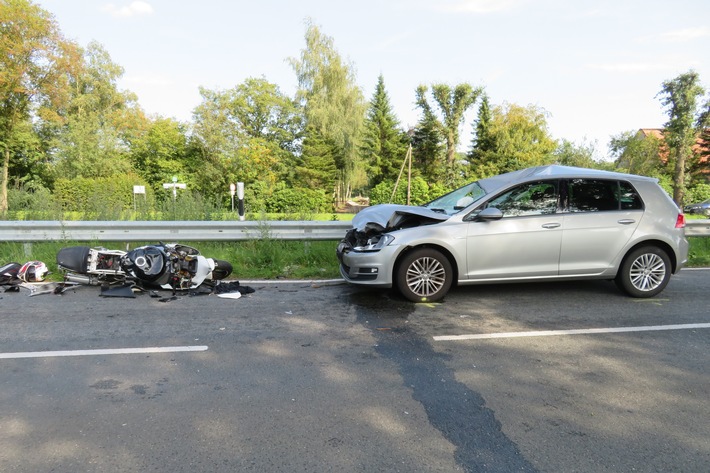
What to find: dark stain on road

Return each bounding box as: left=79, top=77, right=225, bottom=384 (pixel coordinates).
left=350, top=290, right=538, bottom=473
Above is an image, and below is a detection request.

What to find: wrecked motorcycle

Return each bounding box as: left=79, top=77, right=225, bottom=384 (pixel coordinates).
left=56, top=243, right=233, bottom=291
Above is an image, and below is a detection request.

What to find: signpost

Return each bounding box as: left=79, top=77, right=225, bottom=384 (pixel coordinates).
left=163, top=176, right=186, bottom=203
left=132, top=185, right=146, bottom=211
left=163, top=176, right=186, bottom=219
left=237, top=182, right=245, bottom=221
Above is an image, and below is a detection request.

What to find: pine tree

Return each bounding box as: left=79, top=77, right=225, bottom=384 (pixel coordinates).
left=467, top=94, right=493, bottom=164
left=296, top=124, right=338, bottom=191
left=362, top=75, right=409, bottom=186
left=411, top=100, right=445, bottom=184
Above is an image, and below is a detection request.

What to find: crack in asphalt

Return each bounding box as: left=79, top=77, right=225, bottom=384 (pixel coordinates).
left=354, top=293, right=537, bottom=473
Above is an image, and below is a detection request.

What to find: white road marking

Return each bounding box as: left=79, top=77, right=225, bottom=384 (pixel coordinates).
left=0, top=345, right=208, bottom=360
left=433, top=323, right=710, bottom=341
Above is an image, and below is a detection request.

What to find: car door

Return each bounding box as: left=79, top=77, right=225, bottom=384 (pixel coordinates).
left=464, top=180, right=563, bottom=280
left=559, top=179, right=643, bottom=275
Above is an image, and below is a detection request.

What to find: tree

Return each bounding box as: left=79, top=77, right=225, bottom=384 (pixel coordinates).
left=415, top=83, right=482, bottom=186
left=553, top=139, right=606, bottom=169
left=411, top=98, right=445, bottom=184
left=609, top=131, right=664, bottom=176
left=0, top=0, right=80, bottom=212
left=289, top=19, right=366, bottom=202
left=468, top=102, right=557, bottom=178
left=129, top=117, right=189, bottom=192
left=657, top=70, right=709, bottom=205
left=226, top=77, right=302, bottom=156
left=467, top=94, right=493, bottom=162
left=361, top=74, right=410, bottom=186
left=296, top=123, right=338, bottom=191
left=191, top=78, right=301, bottom=203
left=51, top=41, right=145, bottom=180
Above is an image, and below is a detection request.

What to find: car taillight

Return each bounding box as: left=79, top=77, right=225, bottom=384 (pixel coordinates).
left=675, top=213, right=686, bottom=228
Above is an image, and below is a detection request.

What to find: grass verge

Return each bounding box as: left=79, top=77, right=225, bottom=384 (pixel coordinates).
left=0, top=240, right=341, bottom=281
left=1, top=237, right=708, bottom=282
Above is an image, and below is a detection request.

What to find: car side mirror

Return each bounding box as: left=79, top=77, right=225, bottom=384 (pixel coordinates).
left=476, top=207, right=503, bottom=221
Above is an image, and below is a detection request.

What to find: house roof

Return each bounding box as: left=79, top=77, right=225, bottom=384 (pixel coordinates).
left=637, top=128, right=709, bottom=164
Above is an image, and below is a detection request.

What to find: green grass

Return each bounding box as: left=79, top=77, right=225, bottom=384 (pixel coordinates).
left=1, top=237, right=708, bottom=283
left=0, top=240, right=342, bottom=281
left=687, top=236, right=710, bottom=267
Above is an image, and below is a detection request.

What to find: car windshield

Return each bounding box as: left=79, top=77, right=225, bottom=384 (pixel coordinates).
left=422, top=181, right=487, bottom=215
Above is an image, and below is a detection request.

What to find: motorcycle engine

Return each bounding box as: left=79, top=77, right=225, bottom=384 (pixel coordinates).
left=122, top=246, right=167, bottom=282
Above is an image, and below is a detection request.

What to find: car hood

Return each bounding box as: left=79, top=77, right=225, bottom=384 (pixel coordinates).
left=351, top=204, right=450, bottom=232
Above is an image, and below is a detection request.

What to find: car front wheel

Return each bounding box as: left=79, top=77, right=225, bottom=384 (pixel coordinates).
left=615, top=246, right=671, bottom=298
left=396, top=248, right=453, bottom=302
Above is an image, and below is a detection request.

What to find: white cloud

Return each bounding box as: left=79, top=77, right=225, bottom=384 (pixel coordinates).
left=660, top=27, right=710, bottom=42
left=585, top=62, right=667, bottom=73
left=123, top=73, right=171, bottom=87
left=103, top=1, right=154, bottom=19
left=434, top=0, right=525, bottom=14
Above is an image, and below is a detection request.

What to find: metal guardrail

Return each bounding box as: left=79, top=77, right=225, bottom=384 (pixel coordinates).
left=684, top=219, right=710, bottom=236
left=0, top=219, right=708, bottom=242
left=0, top=220, right=352, bottom=242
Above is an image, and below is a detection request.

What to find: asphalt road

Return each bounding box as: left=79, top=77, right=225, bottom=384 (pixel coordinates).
left=0, top=270, right=708, bottom=472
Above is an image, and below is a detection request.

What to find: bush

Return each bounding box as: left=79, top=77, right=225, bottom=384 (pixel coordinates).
left=53, top=174, right=153, bottom=218
left=7, top=184, right=61, bottom=218
left=369, top=177, right=436, bottom=206
left=265, top=183, right=330, bottom=213
left=685, top=183, right=710, bottom=204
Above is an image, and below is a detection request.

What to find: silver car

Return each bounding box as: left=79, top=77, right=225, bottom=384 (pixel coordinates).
left=337, top=165, right=689, bottom=302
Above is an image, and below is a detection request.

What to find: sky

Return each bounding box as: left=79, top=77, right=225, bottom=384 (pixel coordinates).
left=37, top=0, right=710, bottom=158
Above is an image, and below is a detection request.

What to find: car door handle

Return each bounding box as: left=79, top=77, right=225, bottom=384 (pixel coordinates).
left=617, top=219, right=636, bottom=225
left=542, top=223, right=561, bottom=229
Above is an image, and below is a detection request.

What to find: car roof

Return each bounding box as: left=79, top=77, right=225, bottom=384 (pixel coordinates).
left=477, top=165, right=657, bottom=193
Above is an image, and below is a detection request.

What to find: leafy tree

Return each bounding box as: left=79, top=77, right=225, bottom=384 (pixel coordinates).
left=0, top=0, right=80, bottom=212
left=129, top=117, right=189, bottom=192
left=657, top=70, right=709, bottom=205
left=553, top=139, right=606, bottom=169
left=289, top=19, right=366, bottom=202
left=415, top=83, right=482, bottom=186
left=361, top=74, right=410, bottom=186
left=226, top=77, right=302, bottom=155
left=609, top=131, right=664, bottom=176
left=469, top=102, right=557, bottom=178
left=191, top=86, right=240, bottom=197
left=50, top=41, right=145, bottom=180
left=191, top=78, right=301, bottom=204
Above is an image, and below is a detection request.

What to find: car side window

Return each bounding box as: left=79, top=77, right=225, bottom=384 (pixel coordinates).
left=485, top=180, right=559, bottom=217
left=567, top=179, right=619, bottom=212
left=619, top=181, right=644, bottom=210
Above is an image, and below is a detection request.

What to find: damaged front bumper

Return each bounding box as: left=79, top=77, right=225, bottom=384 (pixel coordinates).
left=336, top=229, right=398, bottom=287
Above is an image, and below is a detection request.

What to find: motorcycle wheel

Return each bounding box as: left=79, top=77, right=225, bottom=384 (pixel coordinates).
left=212, top=260, right=233, bottom=280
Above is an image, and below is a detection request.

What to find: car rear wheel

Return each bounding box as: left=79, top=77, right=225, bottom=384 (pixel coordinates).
left=615, top=246, right=671, bottom=298
left=396, top=248, right=453, bottom=302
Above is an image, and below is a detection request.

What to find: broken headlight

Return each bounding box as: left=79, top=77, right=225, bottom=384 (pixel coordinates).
left=353, top=234, right=395, bottom=252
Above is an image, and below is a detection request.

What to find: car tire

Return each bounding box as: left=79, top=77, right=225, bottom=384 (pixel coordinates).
left=615, top=246, right=671, bottom=298
left=395, top=248, right=453, bottom=303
